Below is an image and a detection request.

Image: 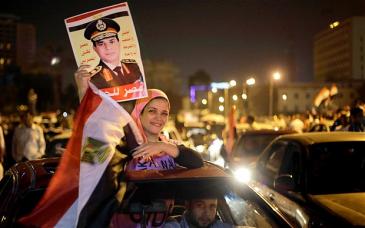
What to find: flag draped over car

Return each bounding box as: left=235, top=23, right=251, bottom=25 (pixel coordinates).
left=19, top=83, right=143, bottom=227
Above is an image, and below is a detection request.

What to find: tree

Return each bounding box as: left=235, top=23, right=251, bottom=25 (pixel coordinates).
left=188, top=69, right=211, bottom=87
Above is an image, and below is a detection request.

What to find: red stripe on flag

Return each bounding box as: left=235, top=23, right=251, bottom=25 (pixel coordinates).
left=19, top=88, right=102, bottom=227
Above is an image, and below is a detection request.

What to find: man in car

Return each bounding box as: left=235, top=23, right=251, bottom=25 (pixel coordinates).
left=165, top=198, right=232, bottom=228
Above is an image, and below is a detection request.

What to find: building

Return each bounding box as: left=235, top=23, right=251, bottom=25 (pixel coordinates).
left=314, top=17, right=365, bottom=81
left=0, top=14, right=36, bottom=74
left=276, top=82, right=362, bottom=114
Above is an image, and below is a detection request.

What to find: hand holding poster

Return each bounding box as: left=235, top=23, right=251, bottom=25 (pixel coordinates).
left=65, top=2, right=147, bottom=102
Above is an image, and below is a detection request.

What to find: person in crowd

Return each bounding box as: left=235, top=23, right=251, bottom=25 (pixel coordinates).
left=127, top=89, right=203, bottom=170
left=83, top=18, right=143, bottom=90
left=11, top=110, right=45, bottom=162
left=330, top=109, right=349, bottom=131
left=341, top=106, right=364, bottom=132
left=164, top=198, right=232, bottom=228
left=288, top=114, right=305, bottom=133
left=0, top=113, right=5, bottom=180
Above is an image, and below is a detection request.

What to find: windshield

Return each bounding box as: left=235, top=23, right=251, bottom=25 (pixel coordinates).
left=233, top=134, right=280, bottom=157
left=308, top=142, right=365, bottom=194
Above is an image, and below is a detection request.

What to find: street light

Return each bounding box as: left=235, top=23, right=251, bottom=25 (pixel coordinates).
left=269, top=71, right=281, bottom=116
left=243, top=77, right=255, bottom=115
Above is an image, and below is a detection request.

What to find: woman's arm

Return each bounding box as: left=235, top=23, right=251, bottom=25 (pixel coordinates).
left=132, top=142, right=204, bottom=168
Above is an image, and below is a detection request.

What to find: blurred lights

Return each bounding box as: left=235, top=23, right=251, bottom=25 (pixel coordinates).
left=246, top=77, right=256, bottom=86
left=219, top=105, right=224, bottom=112
left=51, top=57, right=60, bottom=66
left=229, top=80, right=237, bottom=87
left=62, top=112, right=68, bottom=118
left=282, top=94, right=287, bottom=101
left=232, top=94, right=238, bottom=101
left=330, top=21, right=340, bottom=29
left=242, top=93, right=247, bottom=100
left=233, top=167, right=252, bottom=183
left=201, top=99, right=207, bottom=105
left=219, top=97, right=224, bottom=103
left=273, top=72, right=281, bottom=81
left=212, top=87, right=218, bottom=93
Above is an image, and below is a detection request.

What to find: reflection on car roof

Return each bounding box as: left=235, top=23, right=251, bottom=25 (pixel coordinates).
left=277, top=132, right=365, bottom=145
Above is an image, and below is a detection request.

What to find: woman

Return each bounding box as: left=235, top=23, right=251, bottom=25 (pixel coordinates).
left=128, top=89, right=203, bottom=170
left=110, top=91, right=203, bottom=227
left=74, top=67, right=203, bottom=169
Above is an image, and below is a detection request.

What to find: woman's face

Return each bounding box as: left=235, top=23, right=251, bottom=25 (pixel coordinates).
left=140, top=98, right=169, bottom=138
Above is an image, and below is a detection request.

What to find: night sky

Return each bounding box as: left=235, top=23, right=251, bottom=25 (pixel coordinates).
left=2, top=0, right=365, bottom=88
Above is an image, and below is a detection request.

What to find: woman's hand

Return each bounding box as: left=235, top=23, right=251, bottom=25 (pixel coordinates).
left=74, top=65, right=92, bottom=101
left=132, top=141, right=179, bottom=161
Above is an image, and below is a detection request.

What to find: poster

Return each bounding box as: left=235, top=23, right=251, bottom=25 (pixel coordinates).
left=65, top=2, right=147, bottom=102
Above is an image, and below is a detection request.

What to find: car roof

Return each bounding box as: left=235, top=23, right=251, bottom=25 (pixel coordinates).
left=239, top=129, right=295, bottom=136
left=276, top=132, right=365, bottom=145
left=126, top=162, right=231, bottom=183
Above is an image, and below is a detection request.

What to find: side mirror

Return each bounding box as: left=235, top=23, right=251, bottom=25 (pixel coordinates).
left=274, top=174, right=295, bottom=192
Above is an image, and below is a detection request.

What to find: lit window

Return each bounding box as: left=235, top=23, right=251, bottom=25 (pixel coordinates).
left=6, top=43, right=11, bottom=50
left=0, top=58, right=4, bottom=65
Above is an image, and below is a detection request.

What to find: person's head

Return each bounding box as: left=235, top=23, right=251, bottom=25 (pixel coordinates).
left=131, top=89, right=170, bottom=142
left=19, top=111, right=33, bottom=128
left=350, top=107, right=364, bottom=124
left=84, top=18, right=121, bottom=65
left=185, top=199, right=218, bottom=228
left=246, top=115, right=255, bottom=125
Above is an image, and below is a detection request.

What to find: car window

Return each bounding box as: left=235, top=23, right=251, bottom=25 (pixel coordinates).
left=279, top=142, right=302, bottom=183
left=111, top=179, right=288, bottom=227
left=223, top=190, right=280, bottom=227
left=265, top=142, right=287, bottom=175
left=233, top=134, right=279, bottom=158
left=308, top=142, right=365, bottom=194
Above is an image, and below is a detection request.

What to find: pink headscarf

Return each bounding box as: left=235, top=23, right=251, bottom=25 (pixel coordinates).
left=130, top=89, right=170, bottom=143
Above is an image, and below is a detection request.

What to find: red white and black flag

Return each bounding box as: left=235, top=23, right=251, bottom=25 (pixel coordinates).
left=19, top=83, right=142, bottom=227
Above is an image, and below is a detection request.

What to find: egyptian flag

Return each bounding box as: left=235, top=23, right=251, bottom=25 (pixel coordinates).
left=19, top=83, right=143, bottom=227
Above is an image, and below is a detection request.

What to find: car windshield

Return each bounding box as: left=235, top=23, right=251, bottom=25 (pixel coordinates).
left=113, top=178, right=280, bottom=227
left=234, top=134, right=279, bottom=157
left=308, top=142, right=365, bottom=194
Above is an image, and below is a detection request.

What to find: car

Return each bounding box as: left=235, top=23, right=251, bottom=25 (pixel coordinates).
left=44, top=130, right=72, bottom=157
left=0, top=158, right=295, bottom=227
left=251, top=132, right=365, bottom=227
left=230, top=130, right=295, bottom=169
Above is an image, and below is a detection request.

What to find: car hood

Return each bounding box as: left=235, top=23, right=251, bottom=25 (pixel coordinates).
left=310, top=193, right=365, bottom=226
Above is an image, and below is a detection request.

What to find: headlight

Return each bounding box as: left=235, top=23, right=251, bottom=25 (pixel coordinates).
left=233, top=167, right=252, bottom=183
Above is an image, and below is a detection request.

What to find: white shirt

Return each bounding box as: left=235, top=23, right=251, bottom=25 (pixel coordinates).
left=12, top=123, right=45, bottom=162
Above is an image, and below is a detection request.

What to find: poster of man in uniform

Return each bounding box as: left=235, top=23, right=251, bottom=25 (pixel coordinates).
left=65, top=2, right=147, bottom=102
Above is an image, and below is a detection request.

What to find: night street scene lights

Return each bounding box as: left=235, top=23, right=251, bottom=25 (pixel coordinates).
left=269, top=71, right=281, bottom=116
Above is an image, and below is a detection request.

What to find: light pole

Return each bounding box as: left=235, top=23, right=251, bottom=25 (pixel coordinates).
left=269, top=72, right=281, bottom=117
left=242, top=77, right=255, bottom=115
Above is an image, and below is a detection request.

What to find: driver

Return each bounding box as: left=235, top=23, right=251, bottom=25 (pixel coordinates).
left=164, top=198, right=232, bottom=228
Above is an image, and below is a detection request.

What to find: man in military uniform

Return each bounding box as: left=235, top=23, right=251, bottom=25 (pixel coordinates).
left=84, top=18, right=143, bottom=89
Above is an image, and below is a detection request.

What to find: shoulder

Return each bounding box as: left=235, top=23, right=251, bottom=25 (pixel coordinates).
left=89, top=65, right=102, bottom=77
left=211, top=220, right=233, bottom=228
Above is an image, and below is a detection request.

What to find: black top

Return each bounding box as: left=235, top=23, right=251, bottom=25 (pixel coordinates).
left=175, top=144, right=204, bottom=169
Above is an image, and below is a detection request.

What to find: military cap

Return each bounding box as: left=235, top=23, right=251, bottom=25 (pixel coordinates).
left=84, top=18, right=120, bottom=41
